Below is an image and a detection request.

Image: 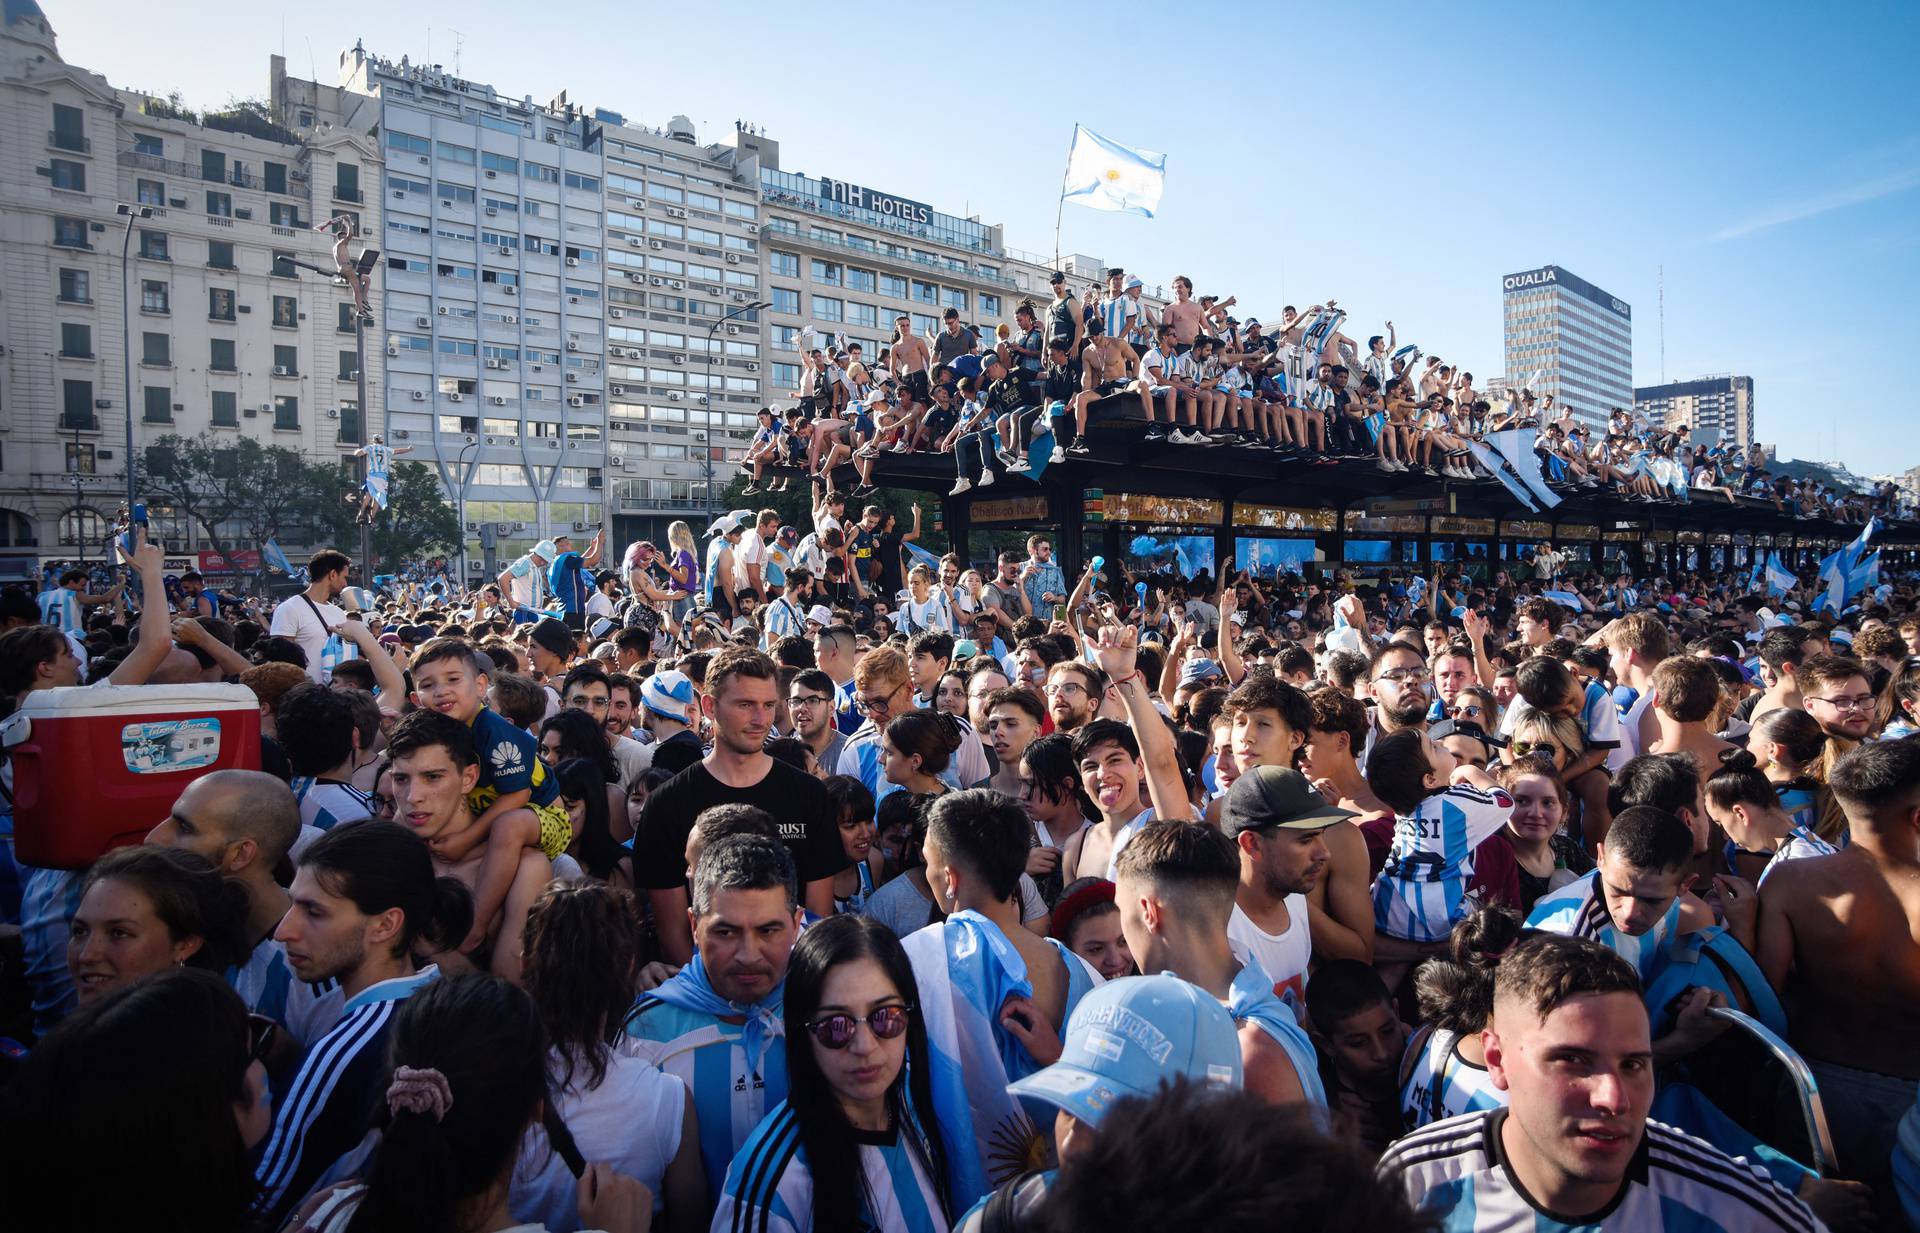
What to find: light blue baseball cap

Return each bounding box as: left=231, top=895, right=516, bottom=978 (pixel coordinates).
left=1006, top=974, right=1241, bottom=1129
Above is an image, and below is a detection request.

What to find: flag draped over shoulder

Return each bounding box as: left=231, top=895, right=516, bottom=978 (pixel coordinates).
left=1062, top=126, right=1167, bottom=218
left=902, top=911, right=1050, bottom=1210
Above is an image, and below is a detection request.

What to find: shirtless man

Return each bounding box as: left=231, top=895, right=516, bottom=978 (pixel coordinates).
left=1162, top=276, right=1207, bottom=351
left=1061, top=627, right=1189, bottom=881
left=889, top=313, right=933, bottom=426
left=1061, top=327, right=1141, bottom=450
left=385, top=710, right=552, bottom=981
left=317, top=215, right=373, bottom=323
left=1759, top=738, right=1920, bottom=1220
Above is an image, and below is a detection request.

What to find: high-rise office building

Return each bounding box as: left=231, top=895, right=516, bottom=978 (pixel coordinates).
left=0, top=3, right=374, bottom=578
left=1633, top=375, right=1755, bottom=449
left=277, top=44, right=610, bottom=584
left=593, top=110, right=765, bottom=547
left=1500, top=264, right=1633, bottom=429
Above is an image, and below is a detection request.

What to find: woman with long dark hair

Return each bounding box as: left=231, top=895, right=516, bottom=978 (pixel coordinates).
left=715, top=913, right=952, bottom=1233
left=0, top=968, right=271, bottom=1232
left=555, top=757, right=631, bottom=888
left=67, top=845, right=249, bottom=1007
left=510, top=881, right=706, bottom=1232
left=541, top=709, right=627, bottom=832
left=291, top=974, right=649, bottom=1233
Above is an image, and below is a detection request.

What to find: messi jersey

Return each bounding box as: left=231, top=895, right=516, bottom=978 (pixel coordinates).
left=1399, top=1026, right=1507, bottom=1132
left=1373, top=785, right=1514, bottom=943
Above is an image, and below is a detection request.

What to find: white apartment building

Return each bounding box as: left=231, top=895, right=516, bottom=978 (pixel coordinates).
left=0, top=2, right=376, bottom=577
left=276, top=43, right=609, bottom=583
left=1501, top=264, right=1633, bottom=430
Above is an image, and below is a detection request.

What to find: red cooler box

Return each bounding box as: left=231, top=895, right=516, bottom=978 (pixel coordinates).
left=1, top=684, right=261, bottom=868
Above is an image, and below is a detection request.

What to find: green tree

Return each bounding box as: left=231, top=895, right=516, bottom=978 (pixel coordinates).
left=139, top=434, right=329, bottom=562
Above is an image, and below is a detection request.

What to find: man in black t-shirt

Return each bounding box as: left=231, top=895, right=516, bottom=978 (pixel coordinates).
left=1046, top=271, right=1083, bottom=357
left=637, top=647, right=843, bottom=964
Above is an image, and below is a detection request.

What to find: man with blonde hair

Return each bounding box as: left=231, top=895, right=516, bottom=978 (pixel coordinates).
left=1601, top=611, right=1670, bottom=759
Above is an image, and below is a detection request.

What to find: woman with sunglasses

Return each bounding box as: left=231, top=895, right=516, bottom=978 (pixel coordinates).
left=66, top=845, right=249, bottom=1010
left=1503, top=709, right=1584, bottom=777
left=716, top=913, right=952, bottom=1233
left=0, top=968, right=272, bottom=1232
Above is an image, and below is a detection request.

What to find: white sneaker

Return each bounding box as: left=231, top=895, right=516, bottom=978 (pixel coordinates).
left=1049, top=446, right=1065, bottom=464
left=977, top=469, right=996, bottom=487
left=1377, top=458, right=1396, bottom=474
left=1171, top=429, right=1195, bottom=444
left=948, top=478, right=971, bottom=495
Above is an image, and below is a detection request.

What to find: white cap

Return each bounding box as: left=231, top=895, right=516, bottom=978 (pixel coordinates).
left=805, top=604, right=834, bottom=626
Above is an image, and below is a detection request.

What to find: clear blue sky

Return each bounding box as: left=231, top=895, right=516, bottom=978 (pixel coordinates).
left=47, top=1, right=1920, bottom=475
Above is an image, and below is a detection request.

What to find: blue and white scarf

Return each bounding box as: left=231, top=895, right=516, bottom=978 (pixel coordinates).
left=649, top=953, right=786, bottom=1075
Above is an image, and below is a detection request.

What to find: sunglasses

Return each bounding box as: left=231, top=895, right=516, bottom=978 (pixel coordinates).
left=805, top=1004, right=914, bottom=1049
left=1509, top=741, right=1560, bottom=759
left=247, top=1013, right=279, bottom=1066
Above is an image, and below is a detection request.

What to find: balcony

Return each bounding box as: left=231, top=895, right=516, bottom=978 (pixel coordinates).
left=48, top=130, right=91, bottom=154
left=333, top=185, right=364, bottom=204
left=118, top=149, right=199, bottom=179
left=60, top=415, right=99, bottom=432
left=761, top=218, right=1019, bottom=290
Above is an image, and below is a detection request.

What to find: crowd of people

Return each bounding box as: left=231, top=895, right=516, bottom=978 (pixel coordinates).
left=735, top=268, right=1908, bottom=524
left=2, top=451, right=1920, bottom=1230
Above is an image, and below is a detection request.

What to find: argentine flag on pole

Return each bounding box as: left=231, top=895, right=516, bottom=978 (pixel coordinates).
left=1813, top=517, right=1884, bottom=615
left=1062, top=125, right=1167, bottom=218
left=1762, top=552, right=1797, bottom=598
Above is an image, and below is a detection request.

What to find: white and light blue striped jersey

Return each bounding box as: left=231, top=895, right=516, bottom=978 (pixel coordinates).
left=1578, top=679, right=1629, bottom=773
left=1757, top=825, right=1837, bottom=887
left=1379, top=1109, right=1821, bottom=1233
left=1101, top=294, right=1134, bottom=342
left=364, top=442, right=393, bottom=480
left=1525, top=870, right=1682, bottom=983
left=1372, top=785, right=1515, bottom=943
left=762, top=595, right=805, bottom=648
left=228, top=935, right=344, bottom=1048
left=19, top=864, right=84, bottom=1035
left=623, top=993, right=788, bottom=1206
left=253, top=965, right=441, bottom=1226
left=37, top=587, right=82, bottom=635
left=290, top=777, right=376, bottom=832
left=1399, top=1027, right=1507, bottom=1132
left=715, top=1099, right=950, bottom=1233
left=835, top=860, right=876, bottom=915
left=837, top=716, right=990, bottom=807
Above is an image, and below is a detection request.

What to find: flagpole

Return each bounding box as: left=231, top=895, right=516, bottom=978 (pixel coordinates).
left=1053, top=124, right=1078, bottom=271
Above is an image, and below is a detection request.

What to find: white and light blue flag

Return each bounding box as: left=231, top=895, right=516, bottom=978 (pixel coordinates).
left=1062, top=126, right=1167, bottom=218
left=1762, top=552, right=1797, bottom=598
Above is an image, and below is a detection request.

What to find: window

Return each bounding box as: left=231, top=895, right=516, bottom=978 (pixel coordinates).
left=209, top=338, right=236, bottom=371
left=437, top=142, right=476, bottom=165
left=58, top=268, right=89, bottom=302
left=648, top=182, right=684, bottom=203
left=911, top=313, right=937, bottom=336
left=271, top=295, right=297, bottom=328
left=65, top=442, right=96, bottom=474
left=335, top=162, right=360, bottom=201
left=60, top=323, right=91, bottom=357
left=563, top=171, right=599, bottom=192
left=273, top=396, right=299, bottom=430
left=847, top=267, right=876, bottom=294
left=53, top=216, right=89, bottom=249
left=62, top=380, right=95, bottom=429
left=143, top=386, right=172, bottom=424
left=386, top=131, right=430, bottom=156
left=913, top=280, right=937, bottom=304
left=59, top=508, right=108, bottom=545
left=687, top=226, right=722, bottom=247
left=139, top=230, right=168, bottom=260
left=133, top=133, right=162, bottom=157
left=525, top=163, right=559, bottom=184
left=943, top=288, right=968, bottom=312
left=141, top=332, right=170, bottom=366
left=141, top=281, right=169, bottom=314
left=980, top=293, right=1001, bottom=317
left=436, top=183, right=476, bottom=205
left=771, top=325, right=800, bottom=350
left=771, top=362, right=800, bottom=389
left=136, top=178, right=164, bottom=207
left=201, top=150, right=226, bottom=182
left=207, top=287, right=235, bottom=321
left=811, top=295, right=843, bottom=323
left=811, top=259, right=841, bottom=286
left=687, top=190, right=720, bottom=211
left=337, top=303, right=359, bottom=333
left=338, top=402, right=363, bottom=444
left=880, top=274, right=908, bottom=300
left=210, top=390, right=238, bottom=427
left=273, top=345, right=299, bottom=375
left=336, top=350, right=359, bottom=379
left=49, top=159, right=85, bottom=191
left=848, top=302, right=877, bottom=329
left=263, top=161, right=287, bottom=194
left=771, top=287, right=800, bottom=315
left=269, top=202, right=301, bottom=228
left=482, top=152, right=518, bottom=175
left=770, top=250, right=799, bottom=278
left=206, top=190, right=231, bottom=217
left=207, top=239, right=235, bottom=269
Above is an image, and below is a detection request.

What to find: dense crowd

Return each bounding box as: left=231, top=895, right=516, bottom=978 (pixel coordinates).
left=738, top=268, right=1909, bottom=524
left=1, top=482, right=1919, bottom=1233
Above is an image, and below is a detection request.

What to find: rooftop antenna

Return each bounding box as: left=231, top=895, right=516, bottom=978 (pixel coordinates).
left=449, top=28, right=464, bottom=76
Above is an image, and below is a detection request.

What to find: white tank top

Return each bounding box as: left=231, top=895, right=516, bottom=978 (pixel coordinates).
left=1227, top=896, right=1312, bottom=1021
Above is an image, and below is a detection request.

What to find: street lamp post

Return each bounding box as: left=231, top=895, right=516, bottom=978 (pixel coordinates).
left=70, top=422, right=86, bottom=569
left=702, top=300, right=771, bottom=519
left=115, top=203, right=152, bottom=517
left=453, top=436, right=480, bottom=581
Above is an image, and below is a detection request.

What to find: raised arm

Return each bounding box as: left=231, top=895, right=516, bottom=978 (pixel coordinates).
left=1091, top=624, right=1188, bottom=824
left=171, top=618, right=252, bottom=679
left=335, top=619, right=409, bottom=713
left=107, top=533, right=173, bottom=685
left=1216, top=583, right=1246, bottom=686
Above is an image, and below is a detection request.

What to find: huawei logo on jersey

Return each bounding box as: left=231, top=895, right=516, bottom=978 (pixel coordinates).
left=490, top=740, right=524, bottom=771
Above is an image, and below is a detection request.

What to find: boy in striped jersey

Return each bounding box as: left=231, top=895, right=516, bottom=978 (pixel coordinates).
left=626, top=833, right=802, bottom=1205
left=1379, top=933, right=1820, bottom=1233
